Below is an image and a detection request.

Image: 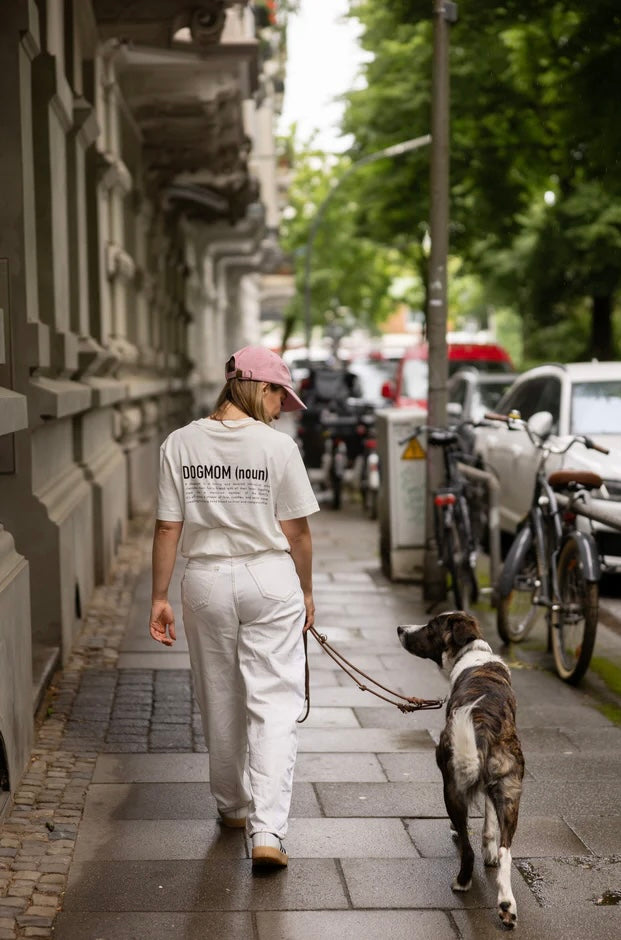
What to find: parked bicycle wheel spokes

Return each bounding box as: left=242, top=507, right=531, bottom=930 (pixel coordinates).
left=552, top=539, right=598, bottom=684
left=497, top=547, right=541, bottom=644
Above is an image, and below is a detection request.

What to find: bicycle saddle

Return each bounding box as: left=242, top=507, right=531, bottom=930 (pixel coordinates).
left=429, top=429, right=458, bottom=446
left=548, top=469, right=603, bottom=490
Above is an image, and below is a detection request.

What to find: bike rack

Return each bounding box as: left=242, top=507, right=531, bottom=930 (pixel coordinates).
left=556, top=492, right=621, bottom=532
left=457, top=462, right=502, bottom=607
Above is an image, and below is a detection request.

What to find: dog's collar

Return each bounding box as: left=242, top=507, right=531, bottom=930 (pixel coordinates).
left=453, top=638, right=492, bottom=664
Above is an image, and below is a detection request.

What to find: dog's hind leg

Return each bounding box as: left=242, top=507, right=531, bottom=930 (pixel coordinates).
left=489, top=783, right=521, bottom=930
left=443, top=783, right=474, bottom=892
left=482, top=795, right=499, bottom=866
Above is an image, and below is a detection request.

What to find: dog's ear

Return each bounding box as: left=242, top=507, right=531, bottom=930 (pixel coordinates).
left=448, top=612, right=481, bottom=647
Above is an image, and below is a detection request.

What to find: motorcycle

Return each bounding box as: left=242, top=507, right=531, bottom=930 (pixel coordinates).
left=321, top=406, right=377, bottom=511
left=294, top=364, right=380, bottom=511
left=295, top=366, right=358, bottom=469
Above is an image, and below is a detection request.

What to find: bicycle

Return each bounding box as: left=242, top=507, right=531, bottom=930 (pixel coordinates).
left=488, top=409, right=609, bottom=684
left=399, top=423, right=480, bottom=610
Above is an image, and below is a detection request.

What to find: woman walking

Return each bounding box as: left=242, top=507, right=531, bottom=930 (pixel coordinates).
left=149, top=346, right=319, bottom=868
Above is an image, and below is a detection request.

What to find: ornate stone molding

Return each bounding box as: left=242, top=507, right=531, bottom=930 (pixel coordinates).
left=96, top=151, right=133, bottom=193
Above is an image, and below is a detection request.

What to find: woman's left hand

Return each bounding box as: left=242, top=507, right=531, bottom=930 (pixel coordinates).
left=149, top=600, right=177, bottom=646
left=303, top=592, right=315, bottom=633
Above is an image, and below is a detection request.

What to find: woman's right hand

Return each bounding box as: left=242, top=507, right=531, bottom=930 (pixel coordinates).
left=149, top=600, right=177, bottom=646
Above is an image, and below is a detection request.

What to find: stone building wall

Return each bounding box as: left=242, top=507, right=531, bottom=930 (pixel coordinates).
left=0, top=0, right=282, bottom=800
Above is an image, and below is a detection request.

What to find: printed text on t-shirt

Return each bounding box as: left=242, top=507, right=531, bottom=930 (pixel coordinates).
left=181, top=463, right=270, bottom=506
left=181, top=464, right=269, bottom=482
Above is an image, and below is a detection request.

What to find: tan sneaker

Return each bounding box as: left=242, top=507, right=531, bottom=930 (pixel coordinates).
left=218, top=806, right=247, bottom=829
left=251, top=832, right=288, bottom=867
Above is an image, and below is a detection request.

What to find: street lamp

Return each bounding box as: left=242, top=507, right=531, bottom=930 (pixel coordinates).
left=302, top=134, right=432, bottom=351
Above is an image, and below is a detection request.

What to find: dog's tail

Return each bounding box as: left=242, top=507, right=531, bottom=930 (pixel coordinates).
left=450, top=695, right=485, bottom=791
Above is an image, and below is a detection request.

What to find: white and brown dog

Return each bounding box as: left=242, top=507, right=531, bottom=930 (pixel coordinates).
left=397, top=611, right=524, bottom=930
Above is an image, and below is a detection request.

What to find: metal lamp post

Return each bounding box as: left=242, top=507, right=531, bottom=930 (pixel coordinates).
left=424, top=0, right=458, bottom=601
left=302, top=134, right=432, bottom=352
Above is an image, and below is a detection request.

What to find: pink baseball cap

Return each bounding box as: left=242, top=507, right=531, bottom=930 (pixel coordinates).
left=225, top=346, right=306, bottom=412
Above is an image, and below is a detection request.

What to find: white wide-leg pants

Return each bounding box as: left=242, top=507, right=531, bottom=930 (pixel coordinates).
left=181, top=550, right=306, bottom=839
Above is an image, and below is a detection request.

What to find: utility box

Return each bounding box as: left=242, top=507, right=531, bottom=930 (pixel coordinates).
left=376, top=407, right=428, bottom=581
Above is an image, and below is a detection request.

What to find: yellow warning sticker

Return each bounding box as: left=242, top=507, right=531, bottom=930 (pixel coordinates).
left=402, top=438, right=426, bottom=460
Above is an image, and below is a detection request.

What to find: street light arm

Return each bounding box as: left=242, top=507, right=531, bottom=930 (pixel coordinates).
left=303, top=134, right=432, bottom=349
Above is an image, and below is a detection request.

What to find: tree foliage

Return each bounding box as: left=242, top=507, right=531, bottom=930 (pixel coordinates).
left=342, top=0, right=621, bottom=360
left=278, top=139, right=423, bottom=343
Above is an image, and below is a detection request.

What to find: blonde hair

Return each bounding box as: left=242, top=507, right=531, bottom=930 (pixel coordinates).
left=212, top=377, right=276, bottom=424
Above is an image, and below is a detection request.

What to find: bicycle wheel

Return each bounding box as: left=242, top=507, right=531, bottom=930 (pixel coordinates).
left=442, top=518, right=477, bottom=610
left=331, top=471, right=342, bottom=510
left=497, top=534, right=541, bottom=644
left=444, top=522, right=464, bottom=609
left=365, top=487, right=378, bottom=520
left=552, top=537, right=598, bottom=684
left=454, top=500, right=479, bottom=609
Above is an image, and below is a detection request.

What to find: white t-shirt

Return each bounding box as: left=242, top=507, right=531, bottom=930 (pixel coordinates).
left=157, top=417, right=320, bottom=558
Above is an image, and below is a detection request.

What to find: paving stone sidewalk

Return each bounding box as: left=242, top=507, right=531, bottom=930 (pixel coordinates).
left=2, top=506, right=621, bottom=939
left=0, top=518, right=150, bottom=940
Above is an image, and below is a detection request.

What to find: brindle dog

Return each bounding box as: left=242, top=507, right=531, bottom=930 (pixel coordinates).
left=398, top=611, right=524, bottom=930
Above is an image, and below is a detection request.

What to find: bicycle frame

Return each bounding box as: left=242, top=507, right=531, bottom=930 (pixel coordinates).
left=424, top=426, right=479, bottom=608
left=527, top=469, right=564, bottom=628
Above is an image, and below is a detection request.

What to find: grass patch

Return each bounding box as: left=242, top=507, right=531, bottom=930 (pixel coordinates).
left=596, top=702, right=621, bottom=726
left=589, top=656, right=621, bottom=697
left=587, top=657, right=621, bottom=727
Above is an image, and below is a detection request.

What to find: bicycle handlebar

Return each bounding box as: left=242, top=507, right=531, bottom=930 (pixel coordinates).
left=484, top=411, right=510, bottom=423
left=398, top=419, right=489, bottom=448
left=583, top=436, right=609, bottom=455
left=483, top=411, right=610, bottom=456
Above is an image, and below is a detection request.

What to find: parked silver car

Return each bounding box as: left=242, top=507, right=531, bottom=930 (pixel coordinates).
left=447, top=368, right=517, bottom=424
left=473, top=362, right=621, bottom=567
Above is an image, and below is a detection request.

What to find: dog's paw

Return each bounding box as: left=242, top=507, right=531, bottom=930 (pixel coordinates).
left=451, top=878, right=472, bottom=893
left=498, top=899, right=517, bottom=930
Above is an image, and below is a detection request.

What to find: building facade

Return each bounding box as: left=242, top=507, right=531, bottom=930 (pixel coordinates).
left=0, top=0, right=283, bottom=806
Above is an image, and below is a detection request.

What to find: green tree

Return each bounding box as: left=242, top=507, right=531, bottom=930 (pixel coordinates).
left=343, top=0, right=621, bottom=360
left=278, top=140, right=422, bottom=346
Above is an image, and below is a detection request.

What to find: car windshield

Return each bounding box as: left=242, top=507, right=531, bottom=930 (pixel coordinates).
left=571, top=381, right=621, bottom=434
left=478, top=379, right=515, bottom=411
left=402, top=360, right=428, bottom=399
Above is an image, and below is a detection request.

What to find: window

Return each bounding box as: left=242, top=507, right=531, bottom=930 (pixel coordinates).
left=449, top=379, right=467, bottom=407
left=478, top=380, right=514, bottom=412
left=571, top=381, right=621, bottom=434
left=501, top=377, right=549, bottom=420
left=535, top=378, right=562, bottom=431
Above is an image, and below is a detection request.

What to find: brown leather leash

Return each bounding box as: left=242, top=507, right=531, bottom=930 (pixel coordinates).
left=297, top=625, right=445, bottom=723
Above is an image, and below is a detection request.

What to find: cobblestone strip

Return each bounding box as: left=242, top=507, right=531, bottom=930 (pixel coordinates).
left=0, top=516, right=152, bottom=940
